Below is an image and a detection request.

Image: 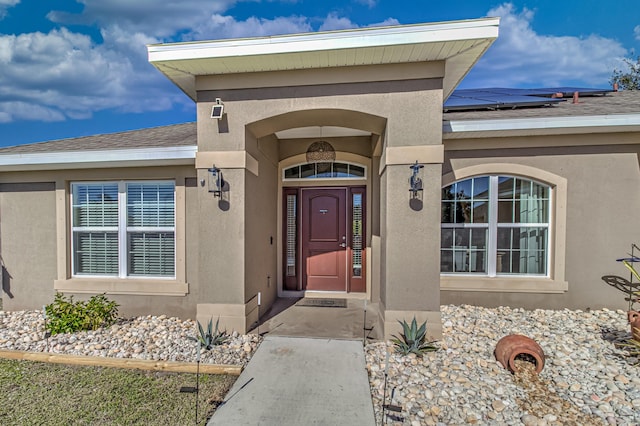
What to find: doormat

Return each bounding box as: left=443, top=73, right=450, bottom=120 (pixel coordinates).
left=296, top=298, right=347, bottom=308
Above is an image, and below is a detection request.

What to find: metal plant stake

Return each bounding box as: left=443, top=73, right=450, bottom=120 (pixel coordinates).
left=362, top=299, right=367, bottom=346
left=42, top=305, right=51, bottom=352
left=179, top=343, right=201, bottom=425
left=381, top=348, right=389, bottom=425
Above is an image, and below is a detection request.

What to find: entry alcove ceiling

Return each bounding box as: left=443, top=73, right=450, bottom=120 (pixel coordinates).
left=148, top=18, right=499, bottom=101
left=275, top=126, right=371, bottom=139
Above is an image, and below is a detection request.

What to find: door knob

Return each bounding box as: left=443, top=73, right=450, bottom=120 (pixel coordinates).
left=340, top=242, right=347, bottom=248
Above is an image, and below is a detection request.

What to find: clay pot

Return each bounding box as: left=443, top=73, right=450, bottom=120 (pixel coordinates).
left=628, top=311, right=640, bottom=341
left=494, top=334, right=545, bottom=374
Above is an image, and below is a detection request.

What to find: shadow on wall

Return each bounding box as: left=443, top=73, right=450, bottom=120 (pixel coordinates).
left=1, top=263, right=13, bottom=299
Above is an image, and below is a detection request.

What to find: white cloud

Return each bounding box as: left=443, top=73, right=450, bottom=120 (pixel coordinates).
left=318, top=13, right=357, bottom=32
left=0, top=27, right=186, bottom=122
left=0, top=101, right=66, bottom=122
left=0, top=1, right=401, bottom=124
left=634, top=25, right=640, bottom=41
left=463, top=3, right=628, bottom=88
left=189, top=14, right=312, bottom=40
left=48, top=0, right=238, bottom=38
left=368, top=18, right=399, bottom=28
left=187, top=12, right=398, bottom=40
left=0, top=0, right=19, bottom=20
left=318, top=14, right=398, bottom=32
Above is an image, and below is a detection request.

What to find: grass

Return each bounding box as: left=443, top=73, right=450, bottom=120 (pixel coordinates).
left=0, top=359, right=236, bottom=425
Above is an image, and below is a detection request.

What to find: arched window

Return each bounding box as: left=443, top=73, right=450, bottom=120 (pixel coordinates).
left=283, top=162, right=366, bottom=180
left=441, top=175, right=550, bottom=277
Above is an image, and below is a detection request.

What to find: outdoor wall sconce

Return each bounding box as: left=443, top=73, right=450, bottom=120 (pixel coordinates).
left=210, top=98, right=224, bottom=119
left=207, top=165, right=224, bottom=197
left=409, top=161, right=424, bottom=199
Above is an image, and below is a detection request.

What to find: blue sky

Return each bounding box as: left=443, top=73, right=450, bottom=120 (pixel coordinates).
left=0, top=0, right=639, bottom=147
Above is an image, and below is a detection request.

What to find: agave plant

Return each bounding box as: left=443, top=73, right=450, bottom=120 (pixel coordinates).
left=391, top=317, right=438, bottom=356
left=189, top=318, right=229, bottom=350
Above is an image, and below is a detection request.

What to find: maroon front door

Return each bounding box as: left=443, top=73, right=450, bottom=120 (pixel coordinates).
left=302, top=188, right=347, bottom=291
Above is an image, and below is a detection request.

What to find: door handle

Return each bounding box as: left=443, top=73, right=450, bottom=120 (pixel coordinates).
left=340, top=242, right=347, bottom=248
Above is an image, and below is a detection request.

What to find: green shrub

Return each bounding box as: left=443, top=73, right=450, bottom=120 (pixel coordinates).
left=391, top=317, right=438, bottom=356
left=44, top=293, right=119, bottom=335
left=189, top=318, right=228, bottom=350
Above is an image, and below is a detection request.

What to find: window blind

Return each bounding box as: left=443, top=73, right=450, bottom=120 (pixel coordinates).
left=71, top=181, right=175, bottom=278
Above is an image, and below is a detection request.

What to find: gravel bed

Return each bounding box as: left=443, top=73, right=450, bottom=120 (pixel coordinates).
left=366, top=304, right=640, bottom=426
left=1, top=304, right=639, bottom=425
left=0, top=310, right=261, bottom=366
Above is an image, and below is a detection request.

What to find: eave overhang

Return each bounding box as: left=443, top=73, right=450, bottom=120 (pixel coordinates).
left=443, top=113, right=640, bottom=139
left=0, top=146, right=197, bottom=172
left=148, top=18, right=499, bottom=101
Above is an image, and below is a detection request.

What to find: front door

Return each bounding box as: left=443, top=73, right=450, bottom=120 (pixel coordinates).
left=302, top=188, right=348, bottom=291
left=282, top=186, right=366, bottom=292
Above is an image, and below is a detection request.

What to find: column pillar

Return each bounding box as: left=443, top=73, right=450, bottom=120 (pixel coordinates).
left=378, top=145, right=444, bottom=340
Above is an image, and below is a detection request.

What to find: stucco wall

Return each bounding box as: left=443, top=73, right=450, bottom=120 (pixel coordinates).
left=0, top=182, right=57, bottom=310
left=441, top=140, right=640, bottom=311
left=244, top=132, right=279, bottom=315
left=194, top=64, right=447, bottom=332
left=0, top=166, right=201, bottom=319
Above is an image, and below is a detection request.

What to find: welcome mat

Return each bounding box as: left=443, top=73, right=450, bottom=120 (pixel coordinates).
left=296, top=298, right=347, bottom=308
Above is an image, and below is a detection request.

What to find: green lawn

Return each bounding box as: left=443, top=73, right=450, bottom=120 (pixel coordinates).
left=0, top=359, right=235, bottom=425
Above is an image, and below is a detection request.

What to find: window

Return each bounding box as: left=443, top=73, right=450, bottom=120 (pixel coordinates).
left=71, top=181, right=175, bottom=278
left=441, top=176, right=550, bottom=277
left=283, top=162, right=366, bottom=180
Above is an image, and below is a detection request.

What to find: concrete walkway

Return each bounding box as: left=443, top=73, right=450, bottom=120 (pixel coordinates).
left=209, top=336, right=376, bottom=426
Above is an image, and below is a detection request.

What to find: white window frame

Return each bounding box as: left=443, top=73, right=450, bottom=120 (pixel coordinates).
left=282, top=161, right=367, bottom=181
left=70, top=180, right=176, bottom=279
left=440, top=164, right=568, bottom=294
left=441, top=175, right=551, bottom=278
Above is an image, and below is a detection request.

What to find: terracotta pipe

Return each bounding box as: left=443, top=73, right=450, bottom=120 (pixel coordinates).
left=628, top=311, right=640, bottom=341
left=572, top=91, right=580, bottom=104
left=495, top=334, right=545, bottom=374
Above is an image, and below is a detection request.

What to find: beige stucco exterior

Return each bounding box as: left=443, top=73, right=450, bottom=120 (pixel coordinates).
left=440, top=134, right=640, bottom=310
left=3, top=20, right=640, bottom=341
left=0, top=167, right=200, bottom=319
left=189, top=59, right=447, bottom=336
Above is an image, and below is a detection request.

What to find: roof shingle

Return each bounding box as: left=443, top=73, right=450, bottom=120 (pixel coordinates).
left=0, top=122, right=196, bottom=154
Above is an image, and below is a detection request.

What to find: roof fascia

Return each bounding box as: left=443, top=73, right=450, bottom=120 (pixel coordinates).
left=148, top=19, right=499, bottom=61
left=0, top=146, right=197, bottom=172
left=443, top=113, right=640, bottom=138
left=148, top=18, right=499, bottom=100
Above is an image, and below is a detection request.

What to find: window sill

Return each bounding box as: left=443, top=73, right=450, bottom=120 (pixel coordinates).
left=54, top=278, right=188, bottom=296
left=441, top=276, right=568, bottom=293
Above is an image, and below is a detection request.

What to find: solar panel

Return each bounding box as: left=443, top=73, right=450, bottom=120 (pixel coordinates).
left=444, top=87, right=612, bottom=112
left=454, top=87, right=612, bottom=97
left=444, top=92, right=564, bottom=112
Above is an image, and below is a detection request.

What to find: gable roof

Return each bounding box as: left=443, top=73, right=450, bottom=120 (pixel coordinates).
left=148, top=18, right=500, bottom=101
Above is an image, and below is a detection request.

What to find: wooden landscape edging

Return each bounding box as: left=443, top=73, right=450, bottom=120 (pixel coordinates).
left=0, top=350, right=243, bottom=375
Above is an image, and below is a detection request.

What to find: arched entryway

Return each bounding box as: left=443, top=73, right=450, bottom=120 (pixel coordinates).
left=247, top=108, right=383, bottom=297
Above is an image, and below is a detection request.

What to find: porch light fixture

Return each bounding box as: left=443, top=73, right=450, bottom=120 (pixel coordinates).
left=208, top=165, right=224, bottom=197
left=210, top=98, right=224, bottom=119
left=306, top=140, right=336, bottom=163
left=409, top=161, right=424, bottom=198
